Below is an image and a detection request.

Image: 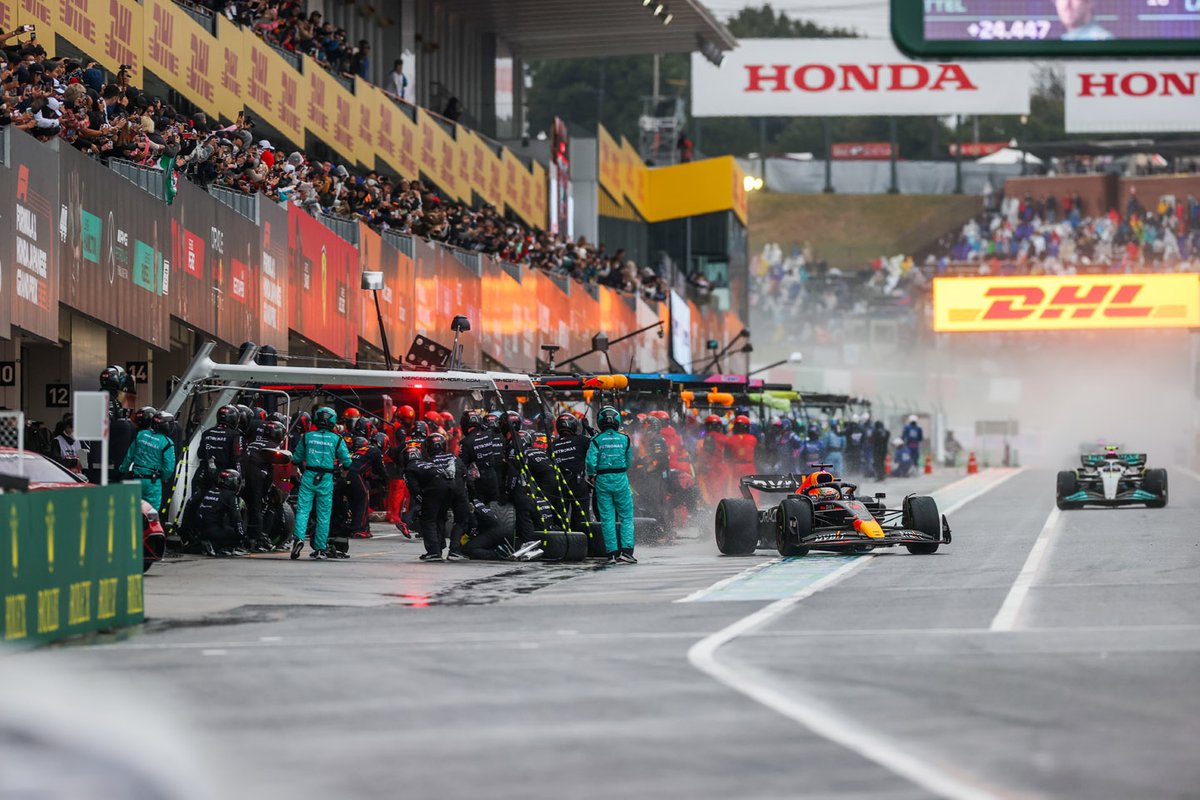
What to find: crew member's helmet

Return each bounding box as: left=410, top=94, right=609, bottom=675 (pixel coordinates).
left=555, top=413, right=579, bottom=437
left=216, top=468, right=242, bottom=492
left=397, top=405, right=417, bottom=426
left=649, top=410, right=669, bottom=421
left=732, top=415, right=751, bottom=435
left=412, top=421, right=430, bottom=439
left=371, top=432, right=389, bottom=451
left=216, top=405, right=240, bottom=428
left=598, top=406, right=621, bottom=432
left=423, top=432, right=448, bottom=458
left=344, top=408, right=361, bottom=424
left=645, top=417, right=662, bottom=434
left=314, top=406, right=338, bottom=431
left=461, top=410, right=483, bottom=433
left=513, top=429, right=536, bottom=451
left=424, top=411, right=443, bottom=428
left=260, top=420, right=286, bottom=445
left=503, top=411, right=524, bottom=438
left=704, top=414, right=723, bottom=432
left=99, top=365, right=128, bottom=394
left=908, top=415, right=919, bottom=425
left=293, top=411, right=314, bottom=433
left=484, top=411, right=501, bottom=431
left=135, top=406, right=157, bottom=430
left=235, top=404, right=254, bottom=433
left=808, top=423, right=821, bottom=440
left=152, top=411, right=175, bottom=436
left=440, top=411, right=456, bottom=429
left=351, top=436, right=369, bottom=454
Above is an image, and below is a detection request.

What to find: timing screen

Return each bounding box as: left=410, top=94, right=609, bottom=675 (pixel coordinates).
left=922, top=1, right=1200, bottom=41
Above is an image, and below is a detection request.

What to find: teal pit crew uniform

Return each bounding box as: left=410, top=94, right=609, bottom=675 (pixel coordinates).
left=292, top=417, right=352, bottom=555
left=585, top=408, right=635, bottom=558
left=120, top=428, right=176, bottom=510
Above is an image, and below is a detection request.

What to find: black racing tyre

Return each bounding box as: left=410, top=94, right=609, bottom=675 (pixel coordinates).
left=1056, top=470, right=1080, bottom=510
left=581, top=521, right=608, bottom=557
left=538, top=532, right=570, bottom=561
left=715, top=498, right=759, bottom=556
left=489, top=502, right=517, bottom=539
left=563, top=531, right=588, bottom=562
left=1144, top=469, right=1168, bottom=508
left=632, top=516, right=667, bottom=544
left=903, top=495, right=941, bottom=555
left=776, top=496, right=812, bottom=558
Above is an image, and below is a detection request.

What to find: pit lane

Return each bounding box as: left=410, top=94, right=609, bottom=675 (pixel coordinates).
left=7, top=467, right=1198, bottom=800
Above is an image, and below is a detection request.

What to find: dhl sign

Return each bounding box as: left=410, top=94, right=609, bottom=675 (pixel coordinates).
left=933, top=274, right=1200, bottom=332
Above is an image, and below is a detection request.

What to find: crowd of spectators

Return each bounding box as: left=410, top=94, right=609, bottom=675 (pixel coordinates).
left=750, top=242, right=930, bottom=346
left=0, top=23, right=671, bottom=303
left=933, top=190, right=1200, bottom=275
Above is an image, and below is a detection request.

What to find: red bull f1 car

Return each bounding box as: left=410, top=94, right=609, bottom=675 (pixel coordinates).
left=1056, top=447, right=1168, bottom=509
left=714, top=467, right=950, bottom=557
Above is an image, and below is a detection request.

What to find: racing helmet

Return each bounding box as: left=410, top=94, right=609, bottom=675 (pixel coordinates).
left=423, top=432, right=448, bottom=458
left=460, top=410, right=483, bottom=433
left=351, top=417, right=371, bottom=438
left=370, top=432, right=389, bottom=451
left=151, top=410, right=175, bottom=436
left=424, top=411, right=443, bottom=428
left=314, top=406, right=338, bottom=431
left=597, top=406, right=621, bottom=432
left=513, top=429, right=536, bottom=451
left=351, top=436, right=369, bottom=454
left=704, top=414, right=723, bottom=432
left=216, top=468, right=242, bottom=493
left=216, top=404, right=240, bottom=428
left=503, top=411, right=524, bottom=438
left=892, top=437, right=904, bottom=448
left=99, top=365, right=128, bottom=394
left=412, top=421, right=430, bottom=439
left=343, top=408, right=362, bottom=424
left=235, top=404, right=254, bottom=433
left=908, top=415, right=919, bottom=425
left=293, top=411, right=314, bottom=434
left=260, top=420, right=286, bottom=445
left=397, top=405, right=417, bottom=426
left=440, top=411, right=457, bottom=429
left=645, top=416, right=662, bottom=434
left=807, top=423, right=821, bottom=440
left=649, top=410, right=669, bottom=421
left=135, top=406, right=157, bottom=430
left=732, top=415, right=751, bottom=435
left=555, top=413, right=579, bottom=437
left=484, top=411, right=501, bottom=431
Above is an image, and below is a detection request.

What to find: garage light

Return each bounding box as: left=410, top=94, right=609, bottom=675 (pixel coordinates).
left=663, top=12, right=673, bottom=24
left=654, top=3, right=664, bottom=15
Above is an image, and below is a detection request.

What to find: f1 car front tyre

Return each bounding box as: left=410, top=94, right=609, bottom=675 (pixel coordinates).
left=903, top=496, right=941, bottom=555
left=1144, top=468, right=1168, bottom=508
left=776, top=496, right=812, bottom=558
left=716, top=498, right=759, bottom=556
left=1056, top=471, right=1080, bottom=510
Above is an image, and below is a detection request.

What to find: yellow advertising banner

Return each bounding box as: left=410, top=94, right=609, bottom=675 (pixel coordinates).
left=54, top=0, right=142, bottom=76
left=597, top=125, right=622, bottom=205
left=145, top=0, right=220, bottom=118
left=932, top=274, right=1200, bottom=332
left=243, top=31, right=307, bottom=147
left=621, top=138, right=647, bottom=213
left=352, top=79, right=377, bottom=171
left=393, top=101, right=419, bottom=180
left=215, top=15, right=245, bottom=121
left=18, top=0, right=59, bottom=58
left=303, top=56, right=356, bottom=165
left=0, top=0, right=13, bottom=32
left=531, top=161, right=548, bottom=230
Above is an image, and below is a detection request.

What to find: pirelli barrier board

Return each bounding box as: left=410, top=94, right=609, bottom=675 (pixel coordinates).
left=2, top=484, right=144, bottom=646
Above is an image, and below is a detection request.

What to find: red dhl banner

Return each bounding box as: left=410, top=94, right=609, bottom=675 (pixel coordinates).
left=933, top=274, right=1200, bottom=332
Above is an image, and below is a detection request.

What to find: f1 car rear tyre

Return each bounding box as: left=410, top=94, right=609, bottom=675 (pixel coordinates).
left=776, top=496, right=812, bottom=558
left=489, top=502, right=517, bottom=539
left=1056, top=471, right=1080, bottom=510
left=903, top=495, right=941, bottom=555
left=716, top=498, right=759, bottom=556
left=1144, top=468, right=1168, bottom=508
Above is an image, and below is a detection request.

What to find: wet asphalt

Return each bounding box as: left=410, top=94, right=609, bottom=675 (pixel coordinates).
left=7, top=468, right=1199, bottom=800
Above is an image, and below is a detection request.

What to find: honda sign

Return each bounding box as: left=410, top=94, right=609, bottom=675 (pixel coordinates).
left=1066, top=61, right=1200, bottom=133
left=691, top=39, right=1031, bottom=118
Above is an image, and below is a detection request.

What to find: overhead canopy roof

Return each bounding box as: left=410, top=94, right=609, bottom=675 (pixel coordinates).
left=441, top=0, right=737, bottom=59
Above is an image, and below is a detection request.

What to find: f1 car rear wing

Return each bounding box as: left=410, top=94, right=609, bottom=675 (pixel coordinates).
left=1081, top=452, right=1146, bottom=468
left=740, top=474, right=802, bottom=496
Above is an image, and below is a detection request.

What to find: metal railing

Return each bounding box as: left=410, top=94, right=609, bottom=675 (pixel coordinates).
left=501, top=261, right=522, bottom=282
left=175, top=0, right=217, bottom=34
left=318, top=213, right=358, bottom=244
left=383, top=230, right=415, bottom=258
left=451, top=249, right=482, bottom=275
left=108, top=158, right=166, bottom=200
left=0, top=125, right=8, bottom=165
left=268, top=42, right=303, bottom=72
left=546, top=272, right=570, bottom=295
left=209, top=185, right=259, bottom=223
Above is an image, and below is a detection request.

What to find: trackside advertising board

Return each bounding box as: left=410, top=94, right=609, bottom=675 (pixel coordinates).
left=933, top=274, right=1200, bottom=333
left=691, top=39, right=1031, bottom=118
left=1065, top=61, right=1200, bottom=134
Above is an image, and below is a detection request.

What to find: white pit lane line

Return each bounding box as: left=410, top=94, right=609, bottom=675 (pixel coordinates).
left=687, top=469, right=1024, bottom=800
left=990, top=506, right=1061, bottom=633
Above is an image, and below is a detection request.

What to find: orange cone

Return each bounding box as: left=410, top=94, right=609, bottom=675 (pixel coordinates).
left=884, top=452, right=892, bottom=477
left=924, top=454, right=933, bottom=475
left=967, top=452, right=978, bottom=475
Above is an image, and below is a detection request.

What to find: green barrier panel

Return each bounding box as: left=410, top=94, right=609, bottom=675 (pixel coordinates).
left=2, top=484, right=144, bottom=645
